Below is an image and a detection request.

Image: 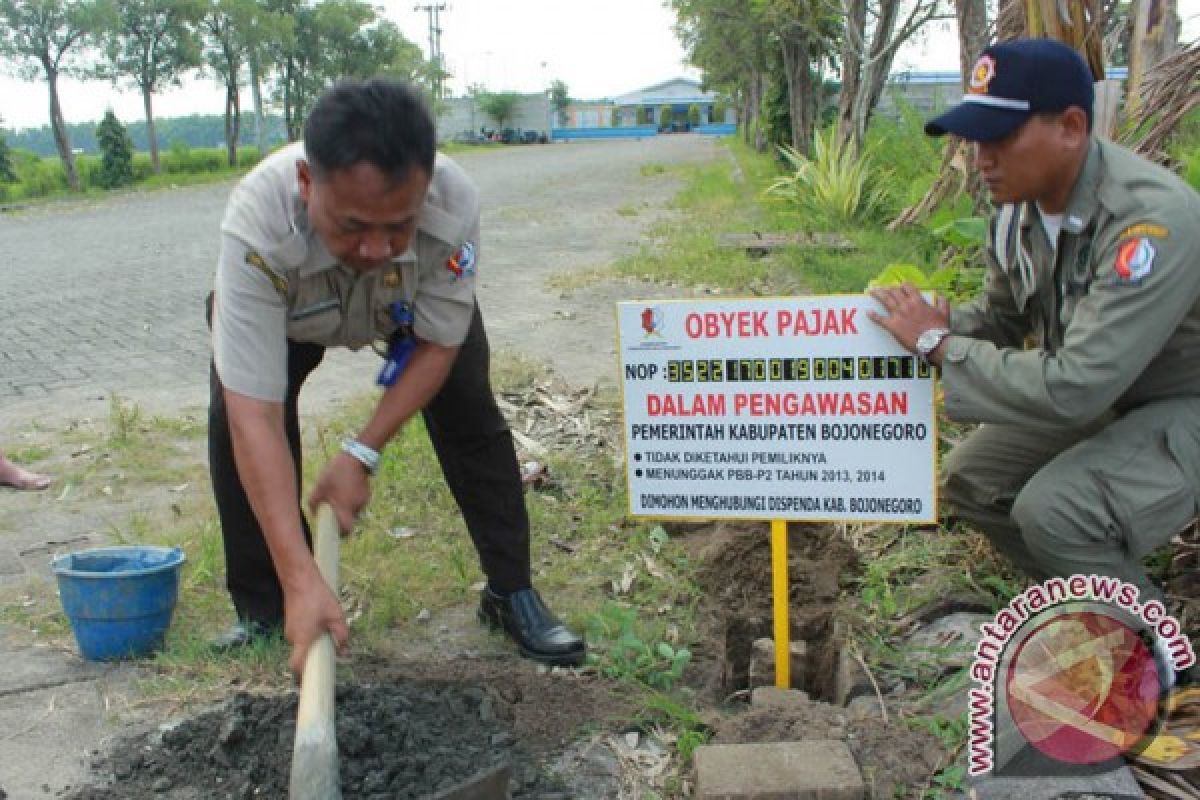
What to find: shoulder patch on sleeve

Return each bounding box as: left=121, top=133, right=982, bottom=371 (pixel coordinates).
left=1117, top=222, right=1170, bottom=240
left=1114, top=237, right=1156, bottom=284
left=445, top=241, right=477, bottom=280
left=245, top=251, right=288, bottom=299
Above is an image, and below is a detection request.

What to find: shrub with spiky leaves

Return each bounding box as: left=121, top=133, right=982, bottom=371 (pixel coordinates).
left=765, top=128, right=889, bottom=225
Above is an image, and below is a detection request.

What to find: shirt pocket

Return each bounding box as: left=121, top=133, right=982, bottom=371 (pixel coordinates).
left=288, top=274, right=343, bottom=343
left=370, top=265, right=413, bottom=339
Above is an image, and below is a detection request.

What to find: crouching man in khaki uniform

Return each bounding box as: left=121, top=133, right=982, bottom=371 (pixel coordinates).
left=870, top=40, right=1200, bottom=613
left=207, top=78, right=585, bottom=674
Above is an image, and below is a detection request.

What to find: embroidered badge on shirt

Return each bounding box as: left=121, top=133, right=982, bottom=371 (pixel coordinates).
left=969, top=55, right=996, bottom=95
left=1114, top=237, right=1155, bottom=284
left=383, top=268, right=402, bottom=288
left=245, top=251, right=288, bottom=299
left=1117, top=223, right=1170, bottom=240
left=445, top=241, right=477, bottom=280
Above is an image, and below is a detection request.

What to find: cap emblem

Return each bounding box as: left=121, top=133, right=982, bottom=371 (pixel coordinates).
left=969, top=54, right=996, bottom=95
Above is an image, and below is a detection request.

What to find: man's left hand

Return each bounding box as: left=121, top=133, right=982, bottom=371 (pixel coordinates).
left=867, top=283, right=951, bottom=359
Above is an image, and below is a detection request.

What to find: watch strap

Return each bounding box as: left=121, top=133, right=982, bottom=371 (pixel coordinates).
left=341, top=438, right=380, bottom=475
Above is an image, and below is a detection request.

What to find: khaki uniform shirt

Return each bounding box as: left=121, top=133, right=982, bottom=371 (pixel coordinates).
left=943, top=137, right=1200, bottom=425
left=212, top=142, right=479, bottom=402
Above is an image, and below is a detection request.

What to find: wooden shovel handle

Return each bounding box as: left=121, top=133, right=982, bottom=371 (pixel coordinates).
left=289, top=503, right=342, bottom=800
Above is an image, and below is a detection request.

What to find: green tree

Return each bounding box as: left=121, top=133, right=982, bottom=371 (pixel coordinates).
left=270, top=0, right=427, bottom=141
left=672, top=0, right=772, bottom=149
left=239, top=0, right=291, bottom=155
left=758, top=0, right=841, bottom=156
left=658, top=105, right=672, bottom=130
left=98, top=0, right=204, bottom=173
left=636, top=107, right=650, bottom=125
left=478, top=91, right=521, bottom=130
left=549, top=78, right=569, bottom=125
left=687, top=103, right=701, bottom=126
left=835, top=0, right=952, bottom=157
left=95, top=109, right=134, bottom=187
left=610, top=107, right=618, bottom=128
left=202, top=0, right=256, bottom=166
left=0, top=0, right=116, bottom=191
left=0, top=117, right=16, bottom=182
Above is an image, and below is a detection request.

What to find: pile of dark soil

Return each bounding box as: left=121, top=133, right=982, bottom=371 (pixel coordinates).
left=64, top=684, right=571, bottom=799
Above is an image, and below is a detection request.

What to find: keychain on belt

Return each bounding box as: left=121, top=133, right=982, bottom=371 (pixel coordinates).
left=377, top=301, right=416, bottom=388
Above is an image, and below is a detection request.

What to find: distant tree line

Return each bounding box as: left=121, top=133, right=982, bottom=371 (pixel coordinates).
left=0, top=0, right=439, bottom=191
left=4, top=113, right=289, bottom=157
left=670, top=0, right=1178, bottom=163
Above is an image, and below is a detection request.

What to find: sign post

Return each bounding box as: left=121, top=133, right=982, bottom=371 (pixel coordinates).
left=617, top=296, right=937, bottom=689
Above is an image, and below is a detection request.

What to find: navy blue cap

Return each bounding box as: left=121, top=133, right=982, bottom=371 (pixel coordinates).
left=925, top=38, right=1094, bottom=141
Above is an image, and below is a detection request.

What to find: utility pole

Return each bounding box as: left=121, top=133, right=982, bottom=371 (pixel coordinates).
left=415, top=3, right=448, bottom=99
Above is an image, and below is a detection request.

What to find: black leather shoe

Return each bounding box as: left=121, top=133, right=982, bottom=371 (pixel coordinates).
left=478, top=587, right=586, bottom=667
left=209, top=620, right=281, bottom=653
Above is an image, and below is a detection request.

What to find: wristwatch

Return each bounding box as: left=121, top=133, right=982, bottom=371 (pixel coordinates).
left=915, top=327, right=951, bottom=362
left=341, top=438, right=380, bottom=475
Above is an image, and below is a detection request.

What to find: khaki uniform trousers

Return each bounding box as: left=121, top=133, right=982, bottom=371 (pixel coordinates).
left=941, top=396, right=1200, bottom=601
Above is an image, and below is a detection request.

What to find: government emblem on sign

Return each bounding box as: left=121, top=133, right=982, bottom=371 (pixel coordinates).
left=641, top=306, right=664, bottom=337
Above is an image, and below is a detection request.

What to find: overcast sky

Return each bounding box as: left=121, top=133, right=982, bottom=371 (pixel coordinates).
left=2, top=0, right=1198, bottom=131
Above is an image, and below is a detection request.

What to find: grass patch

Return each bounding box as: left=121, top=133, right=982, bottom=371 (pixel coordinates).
left=0, top=355, right=705, bottom=708
left=611, top=138, right=938, bottom=296
left=4, top=444, right=52, bottom=464
left=49, top=395, right=207, bottom=502
left=305, top=362, right=701, bottom=665
left=544, top=265, right=612, bottom=293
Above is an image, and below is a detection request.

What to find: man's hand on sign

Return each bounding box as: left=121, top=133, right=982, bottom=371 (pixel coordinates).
left=868, top=284, right=951, bottom=364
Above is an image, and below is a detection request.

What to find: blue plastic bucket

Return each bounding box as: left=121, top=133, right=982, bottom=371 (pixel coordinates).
left=52, top=545, right=186, bottom=661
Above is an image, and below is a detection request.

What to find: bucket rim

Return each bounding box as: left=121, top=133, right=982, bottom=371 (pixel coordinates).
left=52, top=545, right=186, bottom=578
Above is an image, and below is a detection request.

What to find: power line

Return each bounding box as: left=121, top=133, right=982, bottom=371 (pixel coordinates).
left=414, top=4, right=448, bottom=99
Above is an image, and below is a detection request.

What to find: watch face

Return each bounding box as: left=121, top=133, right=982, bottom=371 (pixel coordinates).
left=918, top=329, right=946, bottom=356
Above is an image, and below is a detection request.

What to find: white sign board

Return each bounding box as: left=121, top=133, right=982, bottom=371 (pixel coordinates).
left=617, top=296, right=936, bottom=522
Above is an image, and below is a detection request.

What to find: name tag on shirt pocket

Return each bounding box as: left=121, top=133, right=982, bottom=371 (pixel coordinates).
left=289, top=298, right=341, bottom=342
left=292, top=298, right=339, bottom=320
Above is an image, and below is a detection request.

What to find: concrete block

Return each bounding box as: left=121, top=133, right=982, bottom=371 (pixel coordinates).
left=845, top=694, right=885, bottom=721
left=833, top=648, right=873, bottom=705
left=967, top=765, right=1143, bottom=799
left=750, top=687, right=811, bottom=710
left=694, top=740, right=864, bottom=800
left=748, top=637, right=807, bottom=689
left=905, top=612, right=992, bottom=669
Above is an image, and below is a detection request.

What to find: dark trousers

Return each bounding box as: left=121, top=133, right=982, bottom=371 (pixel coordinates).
left=208, top=301, right=532, bottom=625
